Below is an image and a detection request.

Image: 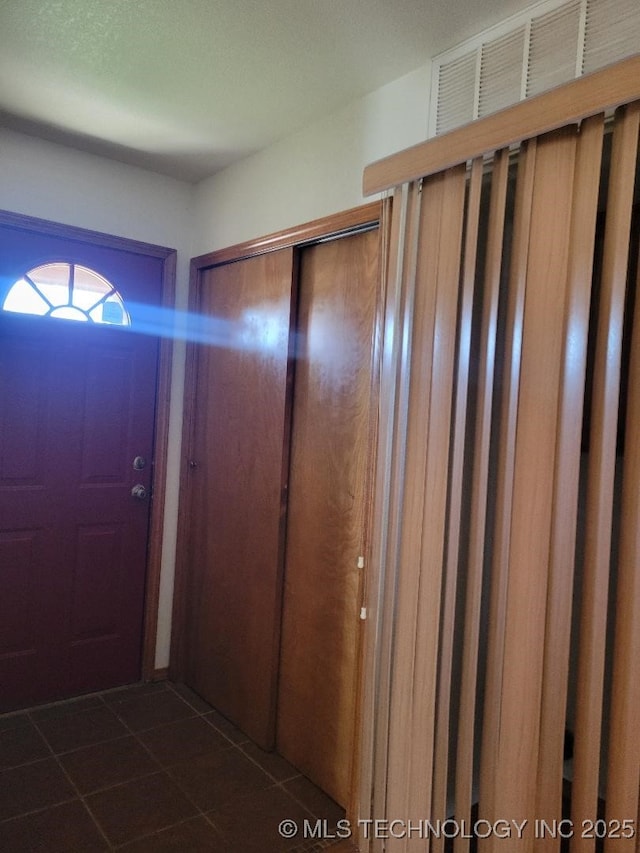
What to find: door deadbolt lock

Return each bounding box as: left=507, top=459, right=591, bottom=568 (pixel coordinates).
left=131, top=484, right=147, bottom=500
left=133, top=456, right=146, bottom=470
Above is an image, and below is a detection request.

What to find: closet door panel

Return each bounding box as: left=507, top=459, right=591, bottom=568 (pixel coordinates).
left=277, top=228, right=379, bottom=807
left=185, top=248, right=295, bottom=749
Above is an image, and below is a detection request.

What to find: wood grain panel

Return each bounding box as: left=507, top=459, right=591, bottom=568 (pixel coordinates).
left=534, top=115, right=604, bottom=848
left=409, top=164, right=466, bottom=831
left=454, top=149, right=510, bottom=853
left=382, top=165, right=467, bottom=853
left=571, top=103, right=640, bottom=852
left=490, top=127, right=578, bottom=852
left=185, top=248, right=295, bottom=749
left=384, top=175, right=445, bottom=853
left=431, top=157, right=483, bottom=853
left=276, top=228, right=379, bottom=808
left=479, top=139, right=536, bottom=835
left=604, top=227, right=640, bottom=853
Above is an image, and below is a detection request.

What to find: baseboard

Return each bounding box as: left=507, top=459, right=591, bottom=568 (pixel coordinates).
left=151, top=667, right=169, bottom=682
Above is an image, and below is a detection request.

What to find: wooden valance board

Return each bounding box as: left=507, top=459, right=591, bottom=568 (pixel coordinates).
left=360, top=54, right=640, bottom=852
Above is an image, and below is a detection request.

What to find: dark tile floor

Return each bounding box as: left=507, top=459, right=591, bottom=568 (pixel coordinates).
left=0, top=681, right=355, bottom=852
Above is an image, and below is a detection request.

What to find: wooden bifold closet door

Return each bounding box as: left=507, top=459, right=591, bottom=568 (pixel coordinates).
left=175, top=210, right=381, bottom=808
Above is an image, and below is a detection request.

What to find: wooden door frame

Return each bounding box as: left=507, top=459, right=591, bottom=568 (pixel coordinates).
left=0, top=208, right=176, bottom=682
left=171, top=199, right=388, bottom=826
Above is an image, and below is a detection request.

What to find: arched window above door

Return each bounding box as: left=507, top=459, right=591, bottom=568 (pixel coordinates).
left=2, top=262, right=130, bottom=325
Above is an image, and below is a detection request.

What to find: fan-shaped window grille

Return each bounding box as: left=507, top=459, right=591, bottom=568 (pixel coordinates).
left=2, top=262, right=130, bottom=325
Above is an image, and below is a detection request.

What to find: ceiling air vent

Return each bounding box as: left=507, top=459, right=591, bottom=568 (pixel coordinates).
left=478, top=27, right=527, bottom=119
left=435, top=53, right=477, bottom=136
left=583, top=0, right=640, bottom=74
left=430, top=0, right=640, bottom=136
left=526, top=0, right=582, bottom=97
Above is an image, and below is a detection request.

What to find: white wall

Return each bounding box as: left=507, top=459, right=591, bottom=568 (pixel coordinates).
left=0, top=128, right=193, bottom=248
left=0, top=127, right=194, bottom=670
left=192, top=63, right=431, bottom=254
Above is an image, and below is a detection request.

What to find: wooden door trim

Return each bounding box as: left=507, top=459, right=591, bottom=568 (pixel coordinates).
left=0, top=208, right=176, bottom=259
left=168, top=258, right=206, bottom=680
left=191, top=201, right=381, bottom=269
left=0, top=208, right=176, bottom=683
left=142, top=247, right=176, bottom=679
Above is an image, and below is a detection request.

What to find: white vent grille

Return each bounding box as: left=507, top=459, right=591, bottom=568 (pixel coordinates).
left=479, top=27, right=527, bottom=118
left=436, top=53, right=477, bottom=136
left=527, top=0, right=582, bottom=96
left=583, top=0, right=640, bottom=73
left=431, top=0, right=640, bottom=136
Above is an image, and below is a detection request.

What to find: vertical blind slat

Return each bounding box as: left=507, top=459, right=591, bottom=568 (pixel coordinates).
left=383, top=179, right=430, bottom=853
left=431, top=157, right=484, bottom=853
left=388, top=176, right=443, bottom=851
left=571, top=102, right=640, bottom=853
left=535, top=114, right=605, bottom=848
left=454, top=148, right=510, bottom=853
left=479, top=138, right=536, bottom=836
left=491, top=127, right=578, bottom=852
left=604, top=225, right=640, bottom=853
left=366, top=183, right=413, bottom=850
left=408, top=165, right=467, bottom=833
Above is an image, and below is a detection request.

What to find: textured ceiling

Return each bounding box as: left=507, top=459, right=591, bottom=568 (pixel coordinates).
left=0, top=0, right=535, bottom=182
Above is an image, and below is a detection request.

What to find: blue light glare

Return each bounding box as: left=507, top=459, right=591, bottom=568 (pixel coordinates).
left=125, top=301, right=302, bottom=354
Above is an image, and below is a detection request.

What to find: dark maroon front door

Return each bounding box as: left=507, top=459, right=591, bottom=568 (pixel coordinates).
left=0, top=223, right=163, bottom=711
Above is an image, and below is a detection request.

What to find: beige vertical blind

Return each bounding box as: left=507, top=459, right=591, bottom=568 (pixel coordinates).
left=363, top=54, right=640, bottom=852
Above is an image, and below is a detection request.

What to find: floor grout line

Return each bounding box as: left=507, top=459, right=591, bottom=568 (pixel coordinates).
left=110, top=688, right=230, bottom=847
left=28, top=714, right=114, bottom=850
left=85, top=689, right=202, bottom=849
left=20, top=685, right=189, bottom=850
left=0, top=680, right=348, bottom=851
left=0, top=795, right=80, bottom=827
